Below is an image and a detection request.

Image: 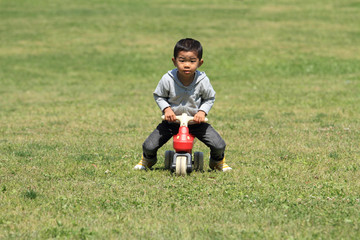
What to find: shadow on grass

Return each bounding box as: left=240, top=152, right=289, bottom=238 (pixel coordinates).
left=151, top=167, right=211, bottom=173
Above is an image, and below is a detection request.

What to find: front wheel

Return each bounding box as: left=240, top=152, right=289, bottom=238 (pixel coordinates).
left=194, top=152, right=204, bottom=172
left=175, top=156, right=187, bottom=176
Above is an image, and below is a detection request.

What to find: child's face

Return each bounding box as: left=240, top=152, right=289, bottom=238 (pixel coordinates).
left=172, top=51, right=203, bottom=81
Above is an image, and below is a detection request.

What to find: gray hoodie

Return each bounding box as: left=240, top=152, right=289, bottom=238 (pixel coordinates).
left=153, top=69, right=216, bottom=116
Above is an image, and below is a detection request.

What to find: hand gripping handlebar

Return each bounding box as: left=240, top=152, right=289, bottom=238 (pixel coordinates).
left=161, top=113, right=208, bottom=127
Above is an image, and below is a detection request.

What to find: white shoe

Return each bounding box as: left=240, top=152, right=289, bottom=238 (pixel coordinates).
left=209, top=157, right=232, bottom=172
left=134, top=164, right=146, bottom=170
left=133, top=156, right=156, bottom=170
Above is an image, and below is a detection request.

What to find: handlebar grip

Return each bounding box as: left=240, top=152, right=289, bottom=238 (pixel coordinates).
left=188, top=118, right=208, bottom=124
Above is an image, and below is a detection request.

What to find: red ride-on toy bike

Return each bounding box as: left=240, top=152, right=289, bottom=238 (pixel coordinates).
left=162, top=113, right=208, bottom=176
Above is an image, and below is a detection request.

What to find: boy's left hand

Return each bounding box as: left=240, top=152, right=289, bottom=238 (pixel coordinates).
left=193, top=111, right=206, bottom=123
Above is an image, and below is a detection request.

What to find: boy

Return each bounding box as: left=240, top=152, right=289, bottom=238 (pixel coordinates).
left=134, top=38, right=232, bottom=172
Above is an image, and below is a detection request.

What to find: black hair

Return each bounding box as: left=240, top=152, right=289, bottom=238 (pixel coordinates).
left=173, top=38, right=203, bottom=60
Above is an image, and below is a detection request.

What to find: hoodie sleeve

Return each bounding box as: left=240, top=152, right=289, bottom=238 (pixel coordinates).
left=199, top=78, right=216, bottom=114
left=153, top=77, right=171, bottom=112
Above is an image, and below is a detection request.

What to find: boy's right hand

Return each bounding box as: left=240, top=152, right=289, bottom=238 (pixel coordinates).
left=164, top=107, right=176, bottom=122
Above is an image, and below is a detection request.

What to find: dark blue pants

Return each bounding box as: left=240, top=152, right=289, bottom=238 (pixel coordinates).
left=143, top=121, right=226, bottom=162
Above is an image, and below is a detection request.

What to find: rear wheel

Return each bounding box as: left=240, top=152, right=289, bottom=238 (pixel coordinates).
left=164, top=150, right=174, bottom=170
left=194, top=152, right=204, bottom=172
left=175, top=156, right=187, bottom=176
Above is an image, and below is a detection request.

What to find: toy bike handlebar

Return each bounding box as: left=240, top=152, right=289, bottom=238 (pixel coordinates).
left=161, top=113, right=208, bottom=127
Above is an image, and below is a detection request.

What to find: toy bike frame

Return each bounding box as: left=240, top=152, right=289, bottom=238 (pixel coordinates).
left=162, top=113, right=208, bottom=176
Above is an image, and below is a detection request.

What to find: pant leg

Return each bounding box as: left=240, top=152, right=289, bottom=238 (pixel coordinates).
left=188, top=123, right=226, bottom=161
left=142, top=121, right=179, bottom=160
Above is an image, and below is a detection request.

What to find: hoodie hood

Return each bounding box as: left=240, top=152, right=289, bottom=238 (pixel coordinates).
left=168, top=69, right=207, bottom=88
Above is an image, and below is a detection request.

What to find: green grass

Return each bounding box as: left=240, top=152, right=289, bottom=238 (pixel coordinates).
left=1, top=0, right=360, bottom=239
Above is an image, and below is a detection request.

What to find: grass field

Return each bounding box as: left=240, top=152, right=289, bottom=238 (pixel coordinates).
left=1, top=0, right=360, bottom=239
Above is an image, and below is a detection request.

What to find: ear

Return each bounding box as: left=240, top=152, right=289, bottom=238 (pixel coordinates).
left=198, top=59, right=204, bottom=67
left=172, top=57, right=176, bottom=67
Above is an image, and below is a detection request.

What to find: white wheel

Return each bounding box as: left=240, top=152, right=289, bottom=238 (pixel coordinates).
left=175, top=156, right=182, bottom=176
left=176, top=156, right=187, bottom=176
left=180, top=157, right=187, bottom=176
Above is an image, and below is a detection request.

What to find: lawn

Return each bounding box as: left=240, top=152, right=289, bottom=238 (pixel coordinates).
left=0, top=0, right=360, bottom=239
